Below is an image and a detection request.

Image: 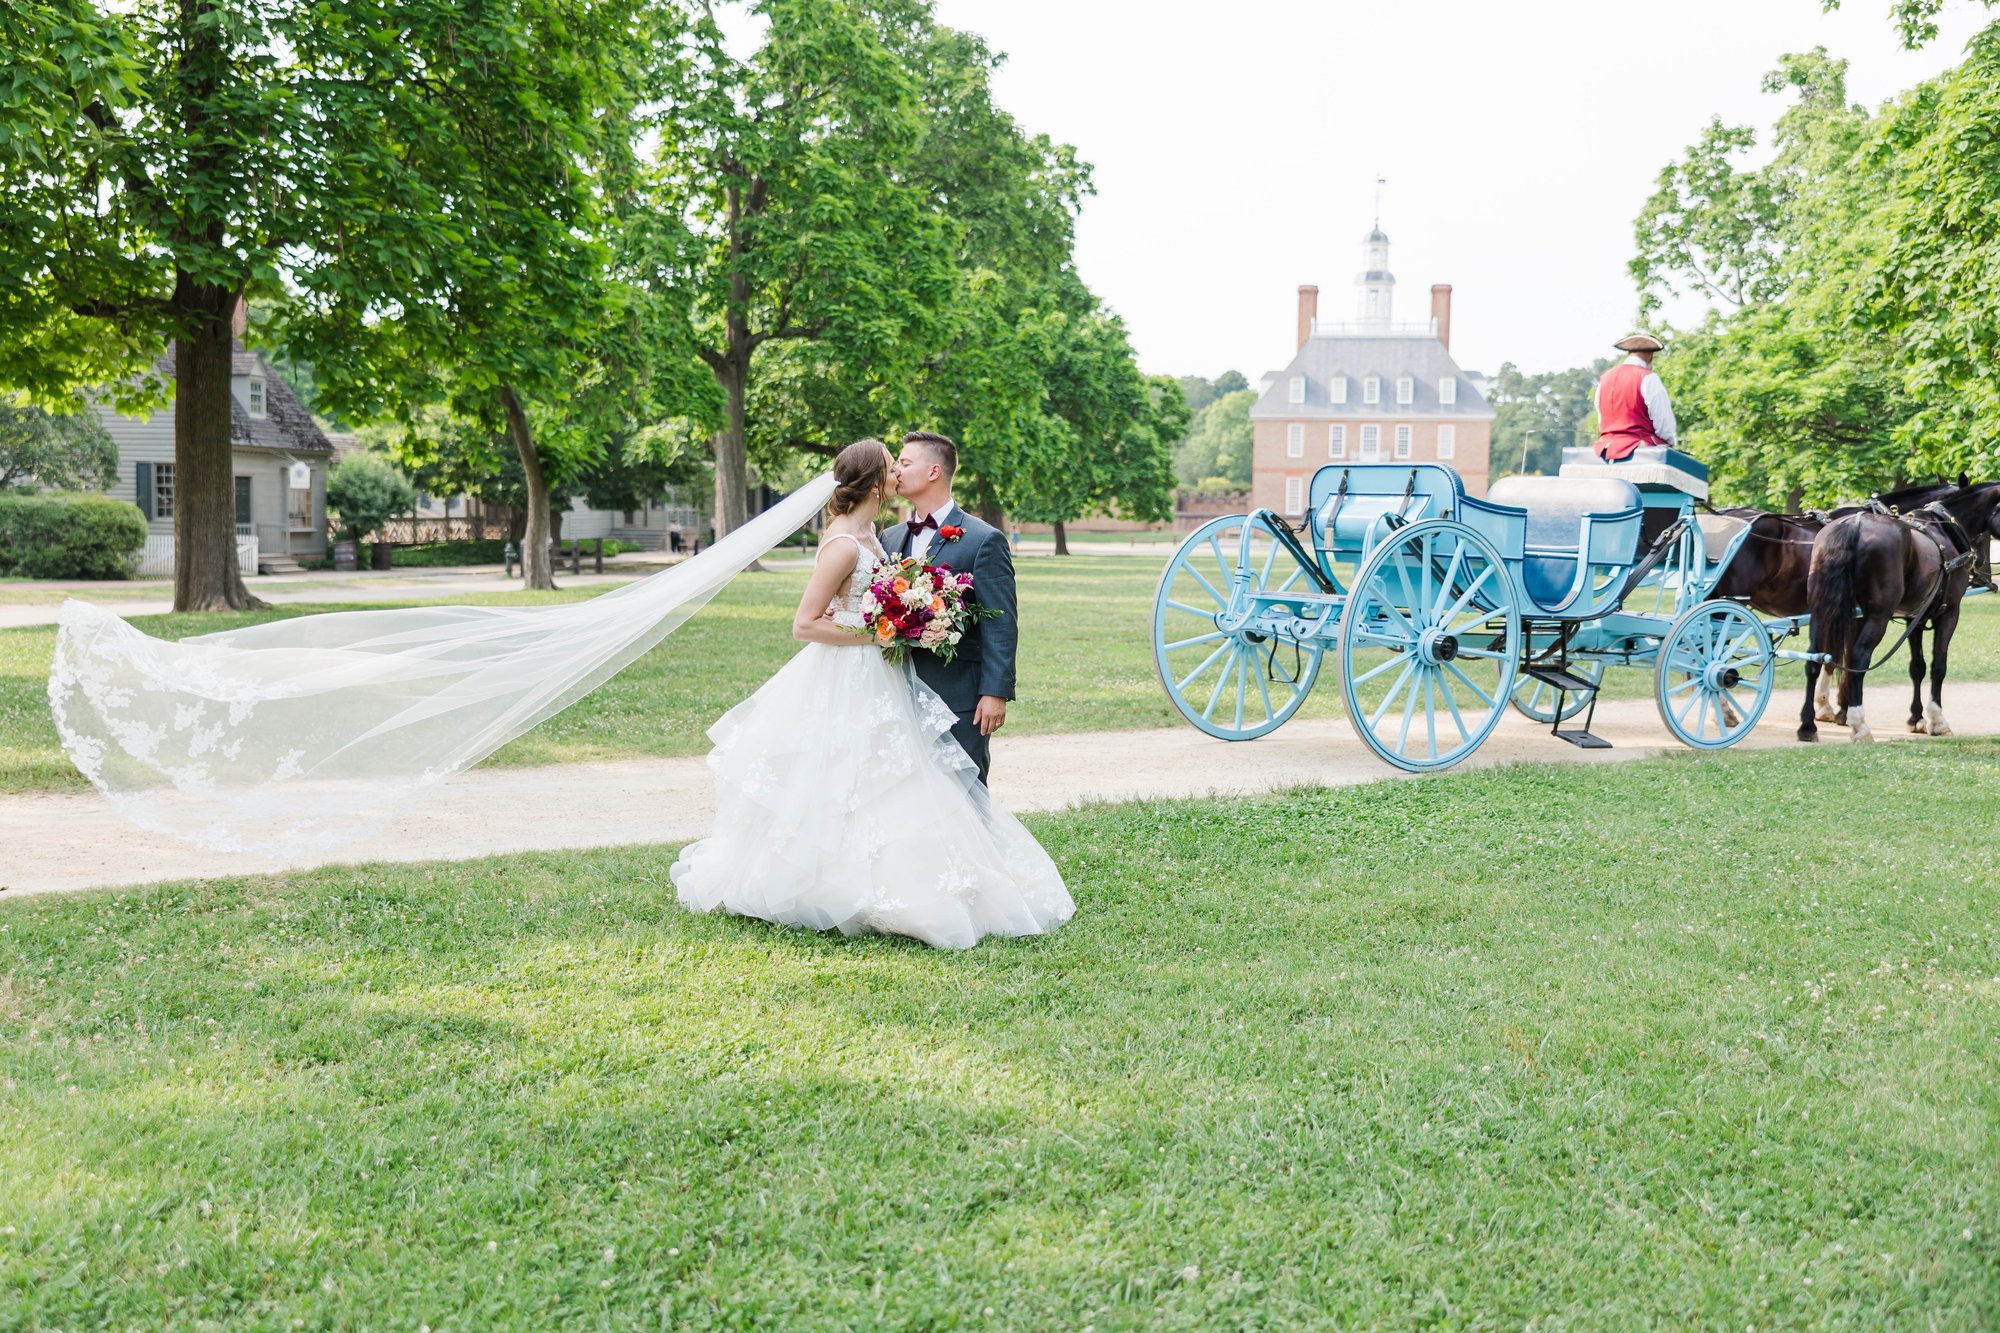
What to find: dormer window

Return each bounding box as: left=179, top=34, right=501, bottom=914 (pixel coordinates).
left=1363, top=376, right=1380, bottom=405
left=1330, top=376, right=1348, bottom=405
left=247, top=376, right=267, bottom=418
left=1439, top=376, right=1457, bottom=406
left=1396, top=376, right=1414, bottom=406
left=1288, top=375, right=1305, bottom=405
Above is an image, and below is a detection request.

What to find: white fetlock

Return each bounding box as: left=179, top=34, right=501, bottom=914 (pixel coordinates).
left=1848, top=705, right=1873, bottom=743
left=1926, top=701, right=1952, bottom=737
left=1814, top=673, right=1837, bottom=722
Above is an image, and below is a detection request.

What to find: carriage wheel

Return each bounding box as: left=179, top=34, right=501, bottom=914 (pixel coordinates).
left=1153, top=513, right=1325, bottom=740
left=1654, top=600, right=1774, bottom=750
left=1338, top=518, right=1520, bottom=772
left=1510, top=659, right=1606, bottom=723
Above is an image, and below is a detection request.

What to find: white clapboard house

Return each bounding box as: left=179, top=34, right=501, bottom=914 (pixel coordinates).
left=95, top=306, right=331, bottom=575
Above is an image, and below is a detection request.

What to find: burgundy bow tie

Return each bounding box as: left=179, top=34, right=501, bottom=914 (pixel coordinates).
left=911, top=513, right=939, bottom=533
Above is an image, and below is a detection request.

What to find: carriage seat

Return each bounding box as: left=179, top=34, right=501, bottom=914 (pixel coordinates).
left=1558, top=446, right=1709, bottom=499
left=1483, top=476, right=1644, bottom=615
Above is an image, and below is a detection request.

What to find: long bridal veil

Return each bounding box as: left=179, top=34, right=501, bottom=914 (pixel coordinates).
left=49, top=472, right=837, bottom=856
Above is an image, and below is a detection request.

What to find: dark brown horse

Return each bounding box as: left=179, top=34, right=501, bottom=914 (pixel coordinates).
left=1802, top=502, right=1977, bottom=742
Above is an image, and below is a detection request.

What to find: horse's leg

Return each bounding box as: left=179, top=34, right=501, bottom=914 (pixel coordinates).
left=1815, top=663, right=1840, bottom=722
left=1845, top=616, right=1891, bottom=742
left=1927, top=602, right=1960, bottom=736
left=1906, top=618, right=1929, bottom=733
left=1800, top=620, right=1832, bottom=736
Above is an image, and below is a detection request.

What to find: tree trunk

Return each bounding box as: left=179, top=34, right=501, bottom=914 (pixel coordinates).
left=711, top=356, right=750, bottom=538
left=1052, top=520, right=1069, bottom=556
left=172, top=283, right=264, bottom=612
left=500, top=385, right=556, bottom=590
left=976, top=498, right=1006, bottom=531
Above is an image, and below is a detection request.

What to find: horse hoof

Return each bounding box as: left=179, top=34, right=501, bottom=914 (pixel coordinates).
left=1797, top=728, right=1818, bottom=743
left=1909, top=720, right=1927, bottom=735
left=1815, top=707, right=1840, bottom=723
left=1932, top=723, right=1953, bottom=737
left=1926, top=704, right=1952, bottom=737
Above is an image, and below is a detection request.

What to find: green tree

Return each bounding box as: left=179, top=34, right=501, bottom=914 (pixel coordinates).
left=275, top=0, right=672, bottom=590
left=0, top=400, right=117, bottom=491
left=645, top=0, right=959, bottom=539
left=1175, top=387, right=1255, bottom=488
left=1631, top=118, right=1782, bottom=317
left=325, top=452, right=417, bottom=544
left=1487, top=361, right=1607, bottom=478
left=1631, top=48, right=1930, bottom=503
left=1863, top=24, right=2000, bottom=474
left=0, top=0, right=664, bottom=603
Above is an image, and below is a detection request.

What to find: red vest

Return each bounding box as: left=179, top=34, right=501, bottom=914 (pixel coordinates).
left=1595, top=362, right=1665, bottom=461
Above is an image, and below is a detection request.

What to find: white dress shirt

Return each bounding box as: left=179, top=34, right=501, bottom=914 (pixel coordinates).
left=907, top=501, right=959, bottom=560
left=1595, top=353, right=1679, bottom=446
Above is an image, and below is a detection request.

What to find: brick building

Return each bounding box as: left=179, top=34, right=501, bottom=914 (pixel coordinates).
left=1249, top=226, right=1494, bottom=516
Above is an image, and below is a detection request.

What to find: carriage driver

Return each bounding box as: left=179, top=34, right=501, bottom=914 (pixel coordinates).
left=1593, top=332, right=1680, bottom=462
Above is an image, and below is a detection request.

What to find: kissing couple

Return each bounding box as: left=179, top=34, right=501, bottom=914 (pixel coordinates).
left=669, top=431, right=1075, bottom=949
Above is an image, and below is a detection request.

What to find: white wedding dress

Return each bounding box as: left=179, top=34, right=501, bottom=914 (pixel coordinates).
left=669, top=532, right=1075, bottom=950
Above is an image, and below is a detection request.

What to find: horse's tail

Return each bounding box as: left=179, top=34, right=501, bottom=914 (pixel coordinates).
left=1812, top=516, right=1863, bottom=670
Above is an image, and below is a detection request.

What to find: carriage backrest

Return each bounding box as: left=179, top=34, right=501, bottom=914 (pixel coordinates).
left=1308, top=464, right=1465, bottom=550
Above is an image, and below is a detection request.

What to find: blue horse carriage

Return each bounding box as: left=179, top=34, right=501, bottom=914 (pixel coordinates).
left=1152, top=448, right=1810, bottom=771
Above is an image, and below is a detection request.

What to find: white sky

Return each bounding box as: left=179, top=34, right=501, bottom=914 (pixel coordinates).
left=933, top=0, right=1991, bottom=381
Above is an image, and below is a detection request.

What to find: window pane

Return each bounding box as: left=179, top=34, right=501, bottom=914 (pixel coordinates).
left=1329, top=425, right=1345, bottom=459
left=1284, top=476, right=1303, bottom=514
left=1397, top=377, right=1413, bottom=405
left=1439, top=377, right=1456, bottom=406
left=1330, top=377, right=1347, bottom=404
left=155, top=462, right=175, bottom=519
left=1438, top=424, right=1456, bottom=459
left=1288, top=376, right=1305, bottom=404
left=1394, top=425, right=1412, bottom=459
left=289, top=488, right=312, bottom=528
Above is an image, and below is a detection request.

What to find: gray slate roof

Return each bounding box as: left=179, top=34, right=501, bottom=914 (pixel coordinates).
left=1251, top=335, right=1494, bottom=420
left=154, top=341, right=334, bottom=455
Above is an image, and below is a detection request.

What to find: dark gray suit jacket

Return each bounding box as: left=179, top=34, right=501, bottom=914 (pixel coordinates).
left=885, top=503, right=1018, bottom=714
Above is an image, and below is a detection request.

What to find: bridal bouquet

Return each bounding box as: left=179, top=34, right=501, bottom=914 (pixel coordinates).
left=860, top=554, right=996, bottom=664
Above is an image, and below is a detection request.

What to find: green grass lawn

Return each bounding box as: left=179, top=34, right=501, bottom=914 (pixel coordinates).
left=3, top=741, right=1997, bottom=1326
left=6, top=556, right=2000, bottom=792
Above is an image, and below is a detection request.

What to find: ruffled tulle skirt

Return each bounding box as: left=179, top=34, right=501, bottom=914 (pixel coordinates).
left=668, top=643, right=1074, bottom=950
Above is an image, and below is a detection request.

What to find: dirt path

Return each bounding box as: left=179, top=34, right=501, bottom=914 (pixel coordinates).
left=6, top=683, right=1996, bottom=901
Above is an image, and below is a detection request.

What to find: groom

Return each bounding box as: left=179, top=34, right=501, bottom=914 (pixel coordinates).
left=886, top=431, right=1017, bottom=785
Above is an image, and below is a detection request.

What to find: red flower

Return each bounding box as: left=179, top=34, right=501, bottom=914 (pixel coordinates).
left=938, top=524, right=965, bottom=541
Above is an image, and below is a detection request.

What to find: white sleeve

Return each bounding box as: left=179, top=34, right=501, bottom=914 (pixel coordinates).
left=1641, top=372, right=1678, bottom=445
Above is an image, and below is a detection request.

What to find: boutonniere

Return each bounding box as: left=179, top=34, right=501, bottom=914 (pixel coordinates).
left=937, top=524, right=965, bottom=542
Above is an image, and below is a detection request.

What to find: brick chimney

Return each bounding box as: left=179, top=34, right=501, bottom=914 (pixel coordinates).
left=1430, top=284, right=1452, bottom=351
left=231, top=295, right=248, bottom=340
left=1297, top=284, right=1319, bottom=350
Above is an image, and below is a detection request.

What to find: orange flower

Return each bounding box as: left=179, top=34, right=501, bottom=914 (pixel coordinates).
left=891, top=578, right=910, bottom=594
left=875, top=621, right=896, bottom=641
left=929, top=597, right=943, bottom=612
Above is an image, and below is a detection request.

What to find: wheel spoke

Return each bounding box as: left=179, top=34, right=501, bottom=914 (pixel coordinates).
left=1423, top=672, right=1438, bottom=760
left=1721, top=684, right=1752, bottom=726
left=1259, top=533, right=1279, bottom=584
left=1233, top=650, right=1247, bottom=729
left=1431, top=543, right=1467, bottom=619
left=1349, top=651, right=1409, bottom=688
left=1181, top=563, right=1225, bottom=606
left=1201, top=645, right=1238, bottom=720
left=1440, top=671, right=1472, bottom=742
left=1440, top=564, right=1495, bottom=626
left=1369, top=579, right=1424, bottom=641
left=1166, top=630, right=1227, bottom=651
left=1254, top=657, right=1276, bottom=720
left=1208, top=535, right=1230, bottom=589
left=1177, top=640, right=1232, bottom=694
left=1666, top=675, right=1701, bottom=697
left=1368, top=659, right=1419, bottom=729
left=1451, top=646, right=1511, bottom=662
left=1395, top=667, right=1421, bottom=752
left=1444, top=661, right=1499, bottom=709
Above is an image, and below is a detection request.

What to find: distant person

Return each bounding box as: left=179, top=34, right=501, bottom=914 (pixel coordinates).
left=669, top=528, right=684, bottom=554
left=1594, top=332, right=1679, bottom=462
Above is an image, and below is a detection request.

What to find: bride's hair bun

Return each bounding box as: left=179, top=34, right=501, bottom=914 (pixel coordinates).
left=828, top=439, right=891, bottom=517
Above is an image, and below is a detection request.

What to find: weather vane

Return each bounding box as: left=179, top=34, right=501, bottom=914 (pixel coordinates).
left=1373, top=175, right=1386, bottom=228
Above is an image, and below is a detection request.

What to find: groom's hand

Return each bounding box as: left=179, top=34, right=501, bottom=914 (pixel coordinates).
left=975, top=695, right=1007, bottom=736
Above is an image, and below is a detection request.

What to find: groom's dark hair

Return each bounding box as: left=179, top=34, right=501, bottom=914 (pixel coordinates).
left=901, top=430, right=957, bottom=481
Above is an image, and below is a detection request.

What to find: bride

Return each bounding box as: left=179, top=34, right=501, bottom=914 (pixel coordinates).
left=667, top=439, right=1074, bottom=950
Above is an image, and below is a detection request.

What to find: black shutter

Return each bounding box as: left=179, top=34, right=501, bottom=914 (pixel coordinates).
left=235, top=476, right=252, bottom=526
left=135, top=462, right=153, bottom=519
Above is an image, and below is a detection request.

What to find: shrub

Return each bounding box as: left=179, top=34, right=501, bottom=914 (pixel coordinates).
left=326, top=452, right=417, bottom=542
left=0, top=491, right=147, bottom=579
